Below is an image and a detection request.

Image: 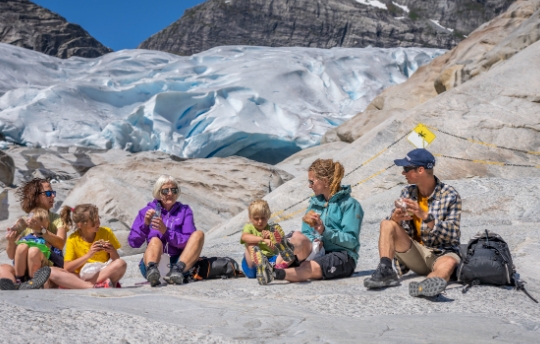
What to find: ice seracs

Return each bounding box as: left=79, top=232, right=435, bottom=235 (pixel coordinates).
left=0, top=43, right=444, bottom=163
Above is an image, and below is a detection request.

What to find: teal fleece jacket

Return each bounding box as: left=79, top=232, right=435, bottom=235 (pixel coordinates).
left=301, top=185, right=364, bottom=263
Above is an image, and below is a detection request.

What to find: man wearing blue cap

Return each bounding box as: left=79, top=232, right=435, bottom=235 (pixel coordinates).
left=364, top=148, right=462, bottom=297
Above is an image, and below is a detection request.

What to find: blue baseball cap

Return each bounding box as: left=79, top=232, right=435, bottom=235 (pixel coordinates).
left=394, top=148, right=435, bottom=169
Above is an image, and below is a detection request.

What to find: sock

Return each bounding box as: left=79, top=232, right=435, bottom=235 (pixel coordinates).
left=15, top=276, right=24, bottom=283
left=380, top=257, right=392, bottom=268
left=274, top=269, right=286, bottom=280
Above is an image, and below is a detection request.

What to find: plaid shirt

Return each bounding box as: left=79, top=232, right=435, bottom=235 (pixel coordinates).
left=388, top=176, right=462, bottom=275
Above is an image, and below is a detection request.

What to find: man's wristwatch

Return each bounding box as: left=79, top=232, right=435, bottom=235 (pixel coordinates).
left=40, top=227, right=47, bottom=235
left=423, top=213, right=435, bottom=223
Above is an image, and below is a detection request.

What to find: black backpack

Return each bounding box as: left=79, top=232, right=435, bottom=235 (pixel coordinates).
left=457, top=230, right=537, bottom=303
left=192, top=257, right=244, bottom=280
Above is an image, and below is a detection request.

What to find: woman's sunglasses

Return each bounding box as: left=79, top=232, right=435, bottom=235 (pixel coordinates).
left=403, top=166, right=418, bottom=173
left=160, top=188, right=179, bottom=195
left=39, top=190, right=57, bottom=197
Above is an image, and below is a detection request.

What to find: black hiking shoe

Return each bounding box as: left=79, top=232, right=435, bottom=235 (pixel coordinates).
left=268, top=223, right=295, bottom=263
left=163, top=263, right=184, bottom=285
left=253, top=246, right=274, bottom=286
left=409, top=277, right=447, bottom=297
left=0, top=278, right=20, bottom=291
left=146, top=262, right=161, bottom=287
left=364, top=263, right=400, bottom=289
left=19, top=266, right=51, bottom=290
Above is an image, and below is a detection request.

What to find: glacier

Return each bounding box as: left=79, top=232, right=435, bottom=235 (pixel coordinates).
left=0, top=43, right=445, bottom=164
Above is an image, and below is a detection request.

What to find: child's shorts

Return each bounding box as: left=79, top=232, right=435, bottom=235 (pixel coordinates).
left=242, top=255, right=278, bottom=279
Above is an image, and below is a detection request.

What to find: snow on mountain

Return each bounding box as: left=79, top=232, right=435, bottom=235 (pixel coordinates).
left=0, top=43, right=445, bottom=163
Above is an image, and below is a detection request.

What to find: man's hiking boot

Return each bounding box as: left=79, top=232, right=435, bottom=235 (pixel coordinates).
left=0, top=278, right=20, bottom=290
left=364, top=263, right=400, bottom=289
left=409, top=277, right=447, bottom=297
left=163, top=263, right=184, bottom=285
left=268, top=223, right=295, bottom=263
left=253, top=246, right=274, bottom=285
left=19, top=266, right=51, bottom=290
left=93, top=278, right=115, bottom=289
left=146, top=262, right=161, bottom=287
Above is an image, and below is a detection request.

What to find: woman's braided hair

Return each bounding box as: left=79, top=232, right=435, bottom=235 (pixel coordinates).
left=308, top=159, right=345, bottom=198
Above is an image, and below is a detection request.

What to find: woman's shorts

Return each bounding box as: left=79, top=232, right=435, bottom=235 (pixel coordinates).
left=312, top=251, right=356, bottom=280
left=242, top=255, right=278, bottom=279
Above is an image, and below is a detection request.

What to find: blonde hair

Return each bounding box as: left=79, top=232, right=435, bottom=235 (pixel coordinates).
left=308, top=159, right=345, bottom=197
left=152, top=175, right=180, bottom=200
left=60, top=204, right=99, bottom=231
left=248, top=200, right=271, bottom=219
left=29, top=207, right=49, bottom=228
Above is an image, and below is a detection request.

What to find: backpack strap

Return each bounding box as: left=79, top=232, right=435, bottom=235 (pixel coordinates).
left=462, top=279, right=480, bottom=294
left=513, top=273, right=539, bottom=303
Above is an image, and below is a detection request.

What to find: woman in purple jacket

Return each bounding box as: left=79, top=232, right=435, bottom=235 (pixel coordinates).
left=129, top=175, right=204, bottom=287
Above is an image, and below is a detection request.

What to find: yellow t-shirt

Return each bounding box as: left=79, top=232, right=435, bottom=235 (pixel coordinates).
left=20, top=211, right=65, bottom=238
left=413, top=194, right=428, bottom=244
left=240, top=223, right=276, bottom=257
left=64, top=226, right=121, bottom=274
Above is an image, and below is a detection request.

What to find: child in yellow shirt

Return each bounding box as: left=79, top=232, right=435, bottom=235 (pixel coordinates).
left=62, top=204, right=126, bottom=287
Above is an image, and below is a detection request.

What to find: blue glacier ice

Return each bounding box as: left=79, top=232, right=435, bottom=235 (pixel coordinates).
left=0, top=43, right=445, bottom=163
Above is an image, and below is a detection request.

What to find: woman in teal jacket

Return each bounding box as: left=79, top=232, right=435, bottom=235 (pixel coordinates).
left=255, top=158, right=364, bottom=285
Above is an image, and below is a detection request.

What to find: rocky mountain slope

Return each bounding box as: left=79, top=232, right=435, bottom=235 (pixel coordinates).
left=0, top=0, right=111, bottom=58
left=139, top=0, right=514, bottom=55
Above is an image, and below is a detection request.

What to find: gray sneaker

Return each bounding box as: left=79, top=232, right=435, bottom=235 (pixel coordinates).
left=364, top=263, right=400, bottom=289
left=163, top=263, right=184, bottom=285
left=409, top=277, right=447, bottom=297
left=0, top=278, right=20, bottom=291
left=253, top=246, right=274, bottom=286
left=19, top=266, right=51, bottom=290
left=146, top=262, right=161, bottom=287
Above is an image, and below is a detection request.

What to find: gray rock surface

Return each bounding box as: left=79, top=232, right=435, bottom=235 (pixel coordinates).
left=0, top=150, right=14, bottom=186
left=0, top=0, right=112, bottom=58
left=138, top=0, right=513, bottom=55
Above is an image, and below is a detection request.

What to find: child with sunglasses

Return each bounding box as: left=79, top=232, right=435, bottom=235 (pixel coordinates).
left=129, top=175, right=204, bottom=287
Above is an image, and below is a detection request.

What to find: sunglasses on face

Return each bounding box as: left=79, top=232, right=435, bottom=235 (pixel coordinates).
left=160, top=188, right=179, bottom=195
left=403, top=166, right=418, bottom=173
left=39, top=190, right=56, bottom=197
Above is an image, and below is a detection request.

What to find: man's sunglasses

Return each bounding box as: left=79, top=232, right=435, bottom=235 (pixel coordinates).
left=403, top=166, right=418, bottom=173
left=160, top=188, right=179, bottom=195
left=39, top=190, right=57, bottom=197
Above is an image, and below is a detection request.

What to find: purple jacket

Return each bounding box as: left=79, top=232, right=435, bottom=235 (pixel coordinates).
left=129, top=199, right=196, bottom=256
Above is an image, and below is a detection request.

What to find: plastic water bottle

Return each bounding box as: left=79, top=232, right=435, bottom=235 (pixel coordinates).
left=152, top=203, right=161, bottom=229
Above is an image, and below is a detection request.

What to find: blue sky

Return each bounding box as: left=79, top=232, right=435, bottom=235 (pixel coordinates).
left=32, top=0, right=206, bottom=51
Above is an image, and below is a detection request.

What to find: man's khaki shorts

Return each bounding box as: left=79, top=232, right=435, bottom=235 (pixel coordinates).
left=395, top=240, right=460, bottom=276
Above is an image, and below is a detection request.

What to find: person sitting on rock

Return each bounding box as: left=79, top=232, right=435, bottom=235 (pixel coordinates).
left=254, top=158, right=363, bottom=285
left=61, top=204, right=126, bottom=288
left=363, top=148, right=462, bottom=297
left=129, top=175, right=205, bottom=287
left=0, top=178, right=67, bottom=290
left=240, top=200, right=279, bottom=282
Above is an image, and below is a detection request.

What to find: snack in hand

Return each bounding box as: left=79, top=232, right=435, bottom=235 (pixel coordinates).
left=302, top=210, right=318, bottom=228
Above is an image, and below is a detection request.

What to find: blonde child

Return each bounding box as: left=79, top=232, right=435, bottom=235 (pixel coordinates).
left=240, top=200, right=281, bottom=282
left=2, top=208, right=53, bottom=289
left=59, top=204, right=126, bottom=288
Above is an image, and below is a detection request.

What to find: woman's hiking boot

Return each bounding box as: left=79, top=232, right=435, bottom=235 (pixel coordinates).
left=363, top=263, right=399, bottom=289
left=253, top=246, right=274, bottom=285
left=0, top=278, right=20, bottom=290
left=163, top=262, right=185, bottom=285
left=146, top=262, right=161, bottom=287
left=19, top=266, right=51, bottom=290
left=409, top=277, right=447, bottom=297
left=268, top=223, right=295, bottom=263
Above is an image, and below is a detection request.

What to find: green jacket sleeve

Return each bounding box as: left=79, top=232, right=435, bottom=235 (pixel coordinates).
left=322, top=200, right=363, bottom=250
left=301, top=204, right=316, bottom=242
